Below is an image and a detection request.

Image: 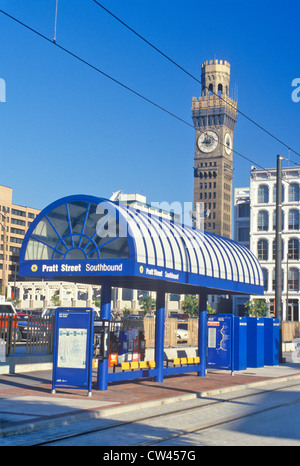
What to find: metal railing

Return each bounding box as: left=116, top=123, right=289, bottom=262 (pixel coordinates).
left=0, top=314, right=55, bottom=357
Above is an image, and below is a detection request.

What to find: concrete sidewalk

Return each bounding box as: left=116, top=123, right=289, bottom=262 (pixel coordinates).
left=1, top=362, right=300, bottom=439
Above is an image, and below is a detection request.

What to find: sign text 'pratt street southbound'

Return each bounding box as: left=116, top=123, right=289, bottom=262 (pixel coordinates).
left=39, top=263, right=123, bottom=273
left=33, top=263, right=180, bottom=280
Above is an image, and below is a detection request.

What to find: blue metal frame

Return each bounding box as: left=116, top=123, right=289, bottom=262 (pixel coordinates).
left=18, top=195, right=266, bottom=390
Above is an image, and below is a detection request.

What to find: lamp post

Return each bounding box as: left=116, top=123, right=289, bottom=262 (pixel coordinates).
left=275, top=154, right=285, bottom=363
left=0, top=210, right=8, bottom=296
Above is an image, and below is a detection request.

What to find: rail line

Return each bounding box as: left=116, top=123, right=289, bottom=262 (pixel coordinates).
left=33, top=381, right=300, bottom=446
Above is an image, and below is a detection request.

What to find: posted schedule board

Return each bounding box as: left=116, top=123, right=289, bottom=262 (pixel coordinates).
left=52, top=308, right=94, bottom=395
left=207, top=315, right=232, bottom=370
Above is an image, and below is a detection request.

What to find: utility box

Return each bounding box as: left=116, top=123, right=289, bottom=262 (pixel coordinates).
left=233, top=316, right=247, bottom=371
left=264, top=318, right=280, bottom=366
left=247, top=317, right=265, bottom=368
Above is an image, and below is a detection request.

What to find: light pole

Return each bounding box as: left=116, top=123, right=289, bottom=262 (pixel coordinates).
left=275, top=154, right=283, bottom=322
left=0, top=210, right=8, bottom=296
left=275, top=154, right=285, bottom=363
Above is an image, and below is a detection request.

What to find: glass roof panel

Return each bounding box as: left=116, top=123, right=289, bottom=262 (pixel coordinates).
left=25, top=239, right=53, bottom=260
left=67, top=201, right=89, bottom=235
left=46, top=203, right=69, bottom=239
left=32, top=217, right=60, bottom=249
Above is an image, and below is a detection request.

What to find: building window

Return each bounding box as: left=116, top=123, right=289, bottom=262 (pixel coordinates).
left=11, top=218, right=26, bottom=226
left=288, top=238, right=299, bottom=260
left=287, top=300, right=299, bottom=322
left=257, top=239, right=269, bottom=261
left=288, top=210, right=299, bottom=230
left=288, top=268, right=299, bottom=291
left=257, top=211, right=269, bottom=231
left=238, top=228, right=250, bottom=242
left=10, top=227, right=25, bottom=235
left=288, top=183, right=300, bottom=202
left=262, top=268, right=268, bottom=292
left=11, top=208, right=26, bottom=217
left=258, top=185, right=269, bottom=203
left=238, top=204, right=250, bottom=218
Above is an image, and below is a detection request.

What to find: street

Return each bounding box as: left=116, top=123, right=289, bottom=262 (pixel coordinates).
left=4, top=377, right=299, bottom=447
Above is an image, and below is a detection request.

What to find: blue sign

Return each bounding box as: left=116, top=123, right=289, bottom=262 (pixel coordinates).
left=52, top=308, right=94, bottom=396
left=207, top=315, right=233, bottom=370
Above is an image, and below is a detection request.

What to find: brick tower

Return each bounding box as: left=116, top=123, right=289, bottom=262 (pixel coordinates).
left=192, top=59, right=237, bottom=238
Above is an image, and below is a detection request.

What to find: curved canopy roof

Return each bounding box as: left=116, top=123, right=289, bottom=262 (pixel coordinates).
left=19, top=195, right=264, bottom=295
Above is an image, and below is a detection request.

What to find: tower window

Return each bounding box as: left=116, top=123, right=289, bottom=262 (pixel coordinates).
left=218, top=84, right=223, bottom=97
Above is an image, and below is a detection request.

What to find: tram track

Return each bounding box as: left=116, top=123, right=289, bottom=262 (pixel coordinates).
left=32, top=381, right=300, bottom=446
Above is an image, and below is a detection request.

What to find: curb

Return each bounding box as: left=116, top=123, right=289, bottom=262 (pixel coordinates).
left=2, top=373, right=300, bottom=438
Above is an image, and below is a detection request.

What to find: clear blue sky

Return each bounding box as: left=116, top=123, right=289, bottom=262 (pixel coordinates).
left=0, top=0, right=299, bottom=211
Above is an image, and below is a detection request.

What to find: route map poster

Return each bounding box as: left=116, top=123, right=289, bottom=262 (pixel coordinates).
left=57, top=328, right=87, bottom=369
left=207, top=315, right=232, bottom=370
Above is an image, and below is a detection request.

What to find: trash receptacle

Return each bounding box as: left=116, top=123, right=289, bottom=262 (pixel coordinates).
left=233, top=316, right=247, bottom=371
left=264, top=318, right=280, bottom=366
left=247, top=317, right=265, bottom=368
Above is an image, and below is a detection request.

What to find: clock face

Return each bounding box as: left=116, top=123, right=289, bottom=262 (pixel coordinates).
left=197, top=131, right=219, bottom=153
left=224, top=132, right=232, bottom=155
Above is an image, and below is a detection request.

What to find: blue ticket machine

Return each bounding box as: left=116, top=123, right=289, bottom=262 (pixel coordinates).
left=247, top=317, right=265, bottom=368
left=264, top=318, right=280, bottom=366
left=233, top=316, right=247, bottom=371
left=118, top=331, right=128, bottom=364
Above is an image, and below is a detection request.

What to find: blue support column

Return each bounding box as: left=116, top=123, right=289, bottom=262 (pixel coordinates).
left=155, top=290, right=165, bottom=383
left=97, top=280, right=111, bottom=391
left=198, top=290, right=207, bottom=377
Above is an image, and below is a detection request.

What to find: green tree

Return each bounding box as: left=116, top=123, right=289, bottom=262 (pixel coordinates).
left=139, top=295, right=156, bottom=315
left=181, top=295, right=198, bottom=317
left=123, top=306, right=133, bottom=317
left=244, top=299, right=267, bottom=317
left=51, top=294, right=61, bottom=307
left=207, top=303, right=216, bottom=314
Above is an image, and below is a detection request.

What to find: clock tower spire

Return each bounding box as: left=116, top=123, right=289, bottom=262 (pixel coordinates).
left=192, top=59, right=237, bottom=238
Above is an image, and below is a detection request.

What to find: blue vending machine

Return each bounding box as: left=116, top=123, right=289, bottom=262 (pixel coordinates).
left=247, top=317, right=265, bottom=368
left=264, top=318, right=280, bottom=366
left=233, top=316, right=247, bottom=371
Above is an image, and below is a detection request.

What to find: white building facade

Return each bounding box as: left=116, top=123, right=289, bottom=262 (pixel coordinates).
left=232, top=188, right=251, bottom=315
left=250, top=166, right=300, bottom=321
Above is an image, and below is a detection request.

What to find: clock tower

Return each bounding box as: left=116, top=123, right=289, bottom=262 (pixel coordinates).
left=192, top=60, right=237, bottom=238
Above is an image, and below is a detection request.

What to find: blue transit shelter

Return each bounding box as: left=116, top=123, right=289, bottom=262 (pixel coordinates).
left=19, top=195, right=264, bottom=390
